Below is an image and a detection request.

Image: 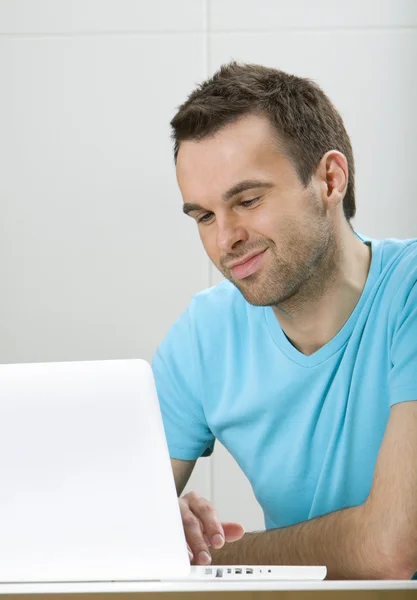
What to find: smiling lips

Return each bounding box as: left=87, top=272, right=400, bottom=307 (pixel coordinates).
left=229, top=249, right=267, bottom=280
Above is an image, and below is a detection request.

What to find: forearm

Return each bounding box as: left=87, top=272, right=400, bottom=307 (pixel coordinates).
left=211, top=503, right=394, bottom=579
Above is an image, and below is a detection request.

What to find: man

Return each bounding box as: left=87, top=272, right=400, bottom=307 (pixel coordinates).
left=152, top=62, right=417, bottom=579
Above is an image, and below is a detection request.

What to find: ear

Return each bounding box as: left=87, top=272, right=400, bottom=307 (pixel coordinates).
left=316, top=151, right=349, bottom=211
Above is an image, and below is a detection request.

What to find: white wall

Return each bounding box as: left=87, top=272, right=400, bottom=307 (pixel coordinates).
left=1, top=0, right=416, bottom=532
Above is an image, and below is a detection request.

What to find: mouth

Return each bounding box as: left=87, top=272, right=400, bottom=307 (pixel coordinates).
left=229, top=249, right=268, bottom=280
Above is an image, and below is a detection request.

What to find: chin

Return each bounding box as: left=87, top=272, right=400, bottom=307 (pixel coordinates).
left=232, top=281, right=275, bottom=307
left=236, top=275, right=299, bottom=307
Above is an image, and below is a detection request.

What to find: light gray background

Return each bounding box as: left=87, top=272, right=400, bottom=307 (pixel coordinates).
left=1, top=0, right=416, bottom=531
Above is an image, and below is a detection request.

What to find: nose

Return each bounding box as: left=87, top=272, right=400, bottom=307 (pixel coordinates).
left=216, top=214, right=249, bottom=253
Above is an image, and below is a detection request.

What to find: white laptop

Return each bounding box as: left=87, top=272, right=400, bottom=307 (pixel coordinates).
left=0, top=359, right=326, bottom=583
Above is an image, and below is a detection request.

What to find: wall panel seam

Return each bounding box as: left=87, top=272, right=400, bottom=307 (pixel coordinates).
left=204, top=0, right=215, bottom=504
left=208, top=26, right=417, bottom=34
left=0, top=30, right=207, bottom=38
left=2, top=27, right=415, bottom=38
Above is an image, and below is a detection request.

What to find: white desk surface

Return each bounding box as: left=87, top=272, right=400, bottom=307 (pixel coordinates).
left=0, top=579, right=416, bottom=594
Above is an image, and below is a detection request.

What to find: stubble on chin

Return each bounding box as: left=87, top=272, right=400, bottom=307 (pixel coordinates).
left=272, top=230, right=339, bottom=315
left=228, top=226, right=339, bottom=312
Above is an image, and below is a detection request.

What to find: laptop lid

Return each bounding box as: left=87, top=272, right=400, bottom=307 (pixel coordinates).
left=0, top=359, right=190, bottom=582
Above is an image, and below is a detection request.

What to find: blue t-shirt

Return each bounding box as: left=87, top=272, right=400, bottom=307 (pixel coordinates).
left=152, top=236, right=417, bottom=531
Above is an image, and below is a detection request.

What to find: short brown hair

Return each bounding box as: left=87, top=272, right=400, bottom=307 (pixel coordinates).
left=171, top=62, right=356, bottom=221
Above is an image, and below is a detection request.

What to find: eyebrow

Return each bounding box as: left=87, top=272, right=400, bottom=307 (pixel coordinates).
left=182, top=179, right=274, bottom=216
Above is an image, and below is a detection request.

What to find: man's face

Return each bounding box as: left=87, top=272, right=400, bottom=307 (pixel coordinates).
left=176, top=114, right=336, bottom=307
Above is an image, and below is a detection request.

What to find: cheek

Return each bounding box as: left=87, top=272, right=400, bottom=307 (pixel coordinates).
left=253, top=209, right=291, bottom=241
left=254, top=211, right=277, bottom=232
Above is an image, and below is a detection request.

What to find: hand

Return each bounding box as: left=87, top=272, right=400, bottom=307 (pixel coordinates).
left=179, top=491, right=245, bottom=565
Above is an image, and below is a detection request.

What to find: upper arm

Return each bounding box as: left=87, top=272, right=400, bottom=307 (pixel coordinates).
left=152, top=308, right=215, bottom=461
left=365, top=400, right=417, bottom=577
left=171, top=457, right=196, bottom=496
left=364, top=261, right=417, bottom=577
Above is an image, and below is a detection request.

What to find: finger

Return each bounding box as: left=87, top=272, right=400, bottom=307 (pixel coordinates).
left=222, top=522, right=245, bottom=542
left=187, top=543, right=194, bottom=563
left=185, top=493, right=225, bottom=550
left=179, top=498, right=212, bottom=565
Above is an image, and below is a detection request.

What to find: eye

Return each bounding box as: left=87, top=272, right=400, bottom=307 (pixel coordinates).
left=240, top=197, right=260, bottom=208
left=197, top=212, right=214, bottom=224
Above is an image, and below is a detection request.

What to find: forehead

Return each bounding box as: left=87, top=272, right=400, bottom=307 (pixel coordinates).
left=176, top=114, right=290, bottom=201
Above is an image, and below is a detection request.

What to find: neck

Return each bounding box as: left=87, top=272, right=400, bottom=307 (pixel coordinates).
left=272, top=229, right=372, bottom=357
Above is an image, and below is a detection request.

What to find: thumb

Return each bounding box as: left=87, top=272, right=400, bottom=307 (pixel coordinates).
left=222, top=522, right=245, bottom=543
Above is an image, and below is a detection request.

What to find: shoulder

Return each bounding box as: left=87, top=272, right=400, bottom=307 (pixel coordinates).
left=156, top=280, right=250, bottom=355
left=187, top=280, right=254, bottom=342
left=378, top=237, right=417, bottom=296
left=373, top=237, right=417, bottom=327
left=380, top=237, right=417, bottom=273
left=189, top=279, right=247, bottom=318
left=356, top=231, right=417, bottom=275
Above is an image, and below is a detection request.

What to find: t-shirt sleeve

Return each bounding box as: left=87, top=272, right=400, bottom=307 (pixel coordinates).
left=152, top=306, right=215, bottom=460
left=389, top=271, right=417, bottom=407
